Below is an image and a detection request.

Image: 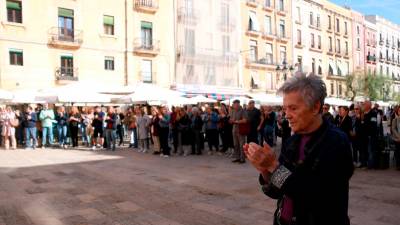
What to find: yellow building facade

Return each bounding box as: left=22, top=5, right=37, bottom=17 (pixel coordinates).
left=0, top=0, right=174, bottom=90
left=241, top=0, right=292, bottom=94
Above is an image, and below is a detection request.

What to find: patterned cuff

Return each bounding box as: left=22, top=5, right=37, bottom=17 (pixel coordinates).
left=270, top=165, right=292, bottom=189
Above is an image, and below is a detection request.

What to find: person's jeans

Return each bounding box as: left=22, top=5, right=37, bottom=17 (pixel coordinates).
left=105, top=129, right=117, bottom=150
left=42, top=126, right=54, bottom=146
left=81, top=124, right=88, bottom=143
left=57, top=125, right=68, bottom=145
left=25, top=127, right=37, bottom=148
left=159, top=127, right=170, bottom=155
left=367, top=136, right=377, bottom=169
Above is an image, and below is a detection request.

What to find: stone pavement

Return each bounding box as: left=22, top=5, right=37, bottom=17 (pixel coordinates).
left=0, top=147, right=399, bottom=225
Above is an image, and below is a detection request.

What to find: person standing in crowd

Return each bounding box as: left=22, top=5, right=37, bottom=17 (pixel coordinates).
left=2, top=106, right=17, bottom=150
left=278, top=111, right=291, bottom=151
left=80, top=107, right=90, bottom=147
left=0, top=107, right=4, bottom=147
left=104, top=106, right=117, bottom=151
left=159, top=106, right=171, bottom=157
left=116, top=107, right=125, bottom=146
left=92, top=106, right=105, bottom=150
left=322, top=103, right=335, bottom=124
left=362, top=100, right=378, bottom=169
left=218, top=104, right=233, bottom=155
left=23, top=106, right=37, bottom=150
left=39, top=103, right=55, bottom=149
left=191, top=107, right=204, bottom=155
left=55, top=106, right=68, bottom=149
left=390, top=107, right=400, bottom=170
left=229, top=100, right=248, bottom=164
left=246, top=100, right=261, bottom=144
left=170, top=106, right=179, bottom=154
left=124, top=107, right=136, bottom=149
left=262, top=106, right=276, bottom=147
left=352, top=104, right=363, bottom=167
left=136, top=107, right=150, bottom=153
left=204, top=106, right=219, bottom=155
left=177, top=107, right=192, bottom=156
left=245, top=74, right=353, bottom=225
left=337, top=106, right=353, bottom=140
left=14, top=109, right=24, bottom=147
left=150, top=107, right=161, bottom=154
left=69, top=106, right=81, bottom=148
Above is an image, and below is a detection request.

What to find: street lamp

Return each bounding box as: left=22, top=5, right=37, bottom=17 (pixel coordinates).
left=276, top=59, right=295, bottom=81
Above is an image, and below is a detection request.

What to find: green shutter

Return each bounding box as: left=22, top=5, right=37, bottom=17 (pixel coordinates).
left=58, top=8, right=74, bottom=18
left=103, top=15, right=114, bottom=26
left=7, top=1, right=21, bottom=10
left=61, top=55, right=73, bottom=60
left=141, top=21, right=152, bottom=29
left=9, top=49, right=23, bottom=54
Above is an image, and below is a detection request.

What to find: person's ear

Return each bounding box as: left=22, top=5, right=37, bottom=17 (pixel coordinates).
left=314, top=102, right=321, bottom=115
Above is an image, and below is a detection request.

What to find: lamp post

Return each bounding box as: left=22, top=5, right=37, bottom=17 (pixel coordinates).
left=275, top=59, right=295, bottom=82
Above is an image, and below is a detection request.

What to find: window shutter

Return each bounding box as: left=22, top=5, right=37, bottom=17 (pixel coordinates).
left=7, top=1, right=21, bottom=10
left=103, top=15, right=114, bottom=26
left=58, top=8, right=74, bottom=18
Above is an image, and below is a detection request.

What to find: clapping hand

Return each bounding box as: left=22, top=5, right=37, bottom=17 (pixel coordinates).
left=243, top=142, right=278, bottom=174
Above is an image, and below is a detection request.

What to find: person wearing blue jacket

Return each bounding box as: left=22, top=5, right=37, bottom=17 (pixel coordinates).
left=23, top=106, right=37, bottom=149
left=204, top=106, right=219, bottom=155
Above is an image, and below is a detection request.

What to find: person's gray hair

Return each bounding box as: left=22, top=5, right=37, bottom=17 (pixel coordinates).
left=278, top=74, right=327, bottom=111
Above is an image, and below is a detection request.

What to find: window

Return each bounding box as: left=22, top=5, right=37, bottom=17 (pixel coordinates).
left=357, top=26, right=360, bottom=35
left=318, top=35, right=321, bottom=49
left=357, top=38, right=360, bottom=49
left=141, top=60, right=152, bottom=83
left=280, top=46, right=286, bottom=64
left=185, top=28, right=195, bottom=55
left=339, top=84, right=342, bottom=96
left=345, top=41, right=348, bottom=54
left=248, top=11, right=260, bottom=31
left=297, top=29, right=302, bottom=45
left=330, top=83, right=334, bottom=95
left=279, top=20, right=285, bottom=38
left=60, top=55, right=74, bottom=76
left=336, top=39, right=341, bottom=53
left=221, top=3, right=229, bottom=26
left=312, top=58, right=315, bottom=74
left=380, top=65, right=383, bottom=75
left=310, top=12, right=314, bottom=26
left=296, top=7, right=301, bottom=22
left=266, top=43, right=273, bottom=64
left=278, top=0, right=284, bottom=11
left=310, top=33, right=315, bottom=48
left=297, top=56, right=303, bottom=72
left=316, top=15, right=320, bottom=28
left=9, top=49, right=23, bottom=66
left=344, top=21, right=348, bottom=35
left=329, top=64, right=333, bottom=75
left=205, top=66, right=216, bottom=85
left=222, top=35, right=230, bottom=54
left=329, top=37, right=333, bottom=51
left=185, top=65, right=195, bottom=83
left=328, top=15, right=331, bottom=29
left=265, top=0, right=271, bottom=7
left=336, top=18, right=340, bottom=33
left=103, top=15, right=114, bottom=35
left=58, top=8, right=74, bottom=41
left=337, top=61, right=342, bottom=76
left=141, top=21, right=153, bottom=49
left=7, top=0, right=22, bottom=23
left=345, top=62, right=349, bottom=76
left=318, top=60, right=322, bottom=75
left=250, top=40, right=258, bottom=62
left=104, top=56, right=114, bottom=70
left=265, top=16, right=272, bottom=34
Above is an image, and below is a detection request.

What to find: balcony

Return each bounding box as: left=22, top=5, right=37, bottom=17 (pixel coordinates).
left=392, top=45, right=396, bottom=50
left=246, top=0, right=258, bottom=8
left=295, top=42, right=304, bottom=49
left=219, top=18, right=236, bottom=32
left=327, top=49, right=334, bottom=55
left=262, top=4, right=273, bottom=12
left=335, top=51, right=342, bottom=57
left=138, top=71, right=156, bottom=84
left=133, top=38, right=160, bottom=56
left=55, top=67, right=78, bottom=83
left=48, top=27, right=83, bottom=50
left=335, top=30, right=341, bottom=36
left=379, top=57, right=385, bottom=62
left=245, top=57, right=275, bottom=70
left=277, top=9, right=287, bottom=17
left=276, top=34, right=289, bottom=43
left=327, top=26, right=333, bottom=33
left=343, top=52, right=349, bottom=59
left=309, top=46, right=322, bottom=53
left=386, top=41, right=390, bottom=47
left=343, top=32, right=349, bottom=38
left=366, top=55, right=377, bottom=64
left=262, top=31, right=275, bottom=40
left=379, top=40, right=384, bottom=45
left=177, top=8, right=199, bottom=25
left=134, top=0, right=158, bottom=14
left=366, top=41, right=371, bottom=46
left=246, top=28, right=261, bottom=37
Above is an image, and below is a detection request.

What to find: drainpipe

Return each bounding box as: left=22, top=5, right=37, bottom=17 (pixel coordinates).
left=124, top=0, right=128, bottom=86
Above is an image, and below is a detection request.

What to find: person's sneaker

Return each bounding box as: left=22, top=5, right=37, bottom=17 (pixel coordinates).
left=143, top=149, right=148, bottom=153
left=160, top=153, right=164, bottom=157
left=163, top=155, right=169, bottom=158
left=232, top=159, right=241, bottom=163
left=64, top=145, right=68, bottom=149
left=41, top=146, right=46, bottom=150
left=92, top=146, right=96, bottom=151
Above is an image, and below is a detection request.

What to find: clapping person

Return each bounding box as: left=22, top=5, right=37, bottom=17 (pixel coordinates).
left=55, top=106, right=68, bottom=149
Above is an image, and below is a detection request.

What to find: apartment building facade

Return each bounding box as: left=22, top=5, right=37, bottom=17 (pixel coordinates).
left=323, top=0, right=353, bottom=98
left=0, top=0, right=174, bottom=90
left=364, top=19, right=377, bottom=76
left=351, top=10, right=365, bottom=74
left=241, top=0, right=292, bottom=94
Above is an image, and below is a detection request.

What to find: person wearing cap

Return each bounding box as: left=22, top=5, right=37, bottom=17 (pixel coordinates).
left=229, top=100, right=248, bottom=164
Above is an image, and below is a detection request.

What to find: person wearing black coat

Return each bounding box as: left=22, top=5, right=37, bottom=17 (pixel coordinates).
left=337, top=106, right=353, bottom=140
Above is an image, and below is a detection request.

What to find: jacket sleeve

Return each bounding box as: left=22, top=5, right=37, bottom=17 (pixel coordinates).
left=31, top=113, right=37, bottom=123
left=391, top=118, right=400, bottom=141
left=39, top=111, right=44, bottom=121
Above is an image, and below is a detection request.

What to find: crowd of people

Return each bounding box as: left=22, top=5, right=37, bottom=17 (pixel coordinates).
left=0, top=99, right=399, bottom=169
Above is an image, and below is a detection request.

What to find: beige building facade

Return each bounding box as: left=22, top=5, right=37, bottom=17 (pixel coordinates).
left=0, top=0, right=174, bottom=90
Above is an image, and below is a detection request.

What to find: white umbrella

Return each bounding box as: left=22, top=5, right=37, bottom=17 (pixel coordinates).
left=0, top=89, right=13, bottom=101
left=124, top=83, right=184, bottom=103
left=57, top=92, right=112, bottom=103
left=11, top=90, right=45, bottom=103
left=168, top=96, right=197, bottom=106
left=190, top=95, right=217, bottom=103
left=249, top=93, right=283, bottom=105
left=325, top=97, right=352, bottom=107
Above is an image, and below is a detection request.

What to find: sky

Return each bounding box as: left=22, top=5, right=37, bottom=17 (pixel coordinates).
left=330, top=0, right=400, bottom=25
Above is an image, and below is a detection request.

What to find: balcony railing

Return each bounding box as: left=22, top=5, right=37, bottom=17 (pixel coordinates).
left=48, top=27, right=83, bottom=49
left=276, top=33, right=289, bottom=43
left=262, top=31, right=275, bottom=40
left=245, top=57, right=274, bottom=69
left=133, top=38, right=160, bottom=56
left=134, top=0, right=158, bottom=14
left=55, top=67, right=78, bottom=81
left=246, top=0, right=258, bottom=7
left=177, top=7, right=199, bottom=24
left=379, top=40, right=384, bottom=45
